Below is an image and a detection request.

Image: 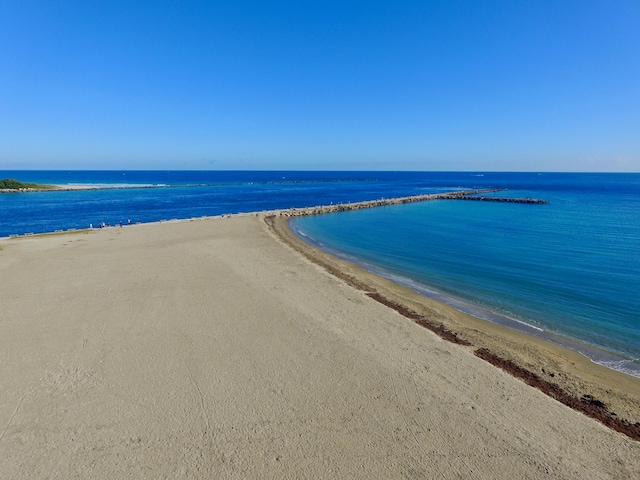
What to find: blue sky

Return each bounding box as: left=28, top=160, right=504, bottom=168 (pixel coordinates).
left=1, top=1, right=639, bottom=171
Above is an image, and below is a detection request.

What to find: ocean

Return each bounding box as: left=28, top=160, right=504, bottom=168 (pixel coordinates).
left=2, top=170, right=639, bottom=376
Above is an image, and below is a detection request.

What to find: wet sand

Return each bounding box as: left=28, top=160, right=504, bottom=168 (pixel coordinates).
left=1, top=214, right=639, bottom=479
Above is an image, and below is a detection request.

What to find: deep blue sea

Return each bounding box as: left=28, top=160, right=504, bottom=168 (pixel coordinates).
left=2, top=171, right=639, bottom=376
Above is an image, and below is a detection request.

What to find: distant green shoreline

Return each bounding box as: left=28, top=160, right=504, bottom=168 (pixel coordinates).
left=0, top=178, right=57, bottom=191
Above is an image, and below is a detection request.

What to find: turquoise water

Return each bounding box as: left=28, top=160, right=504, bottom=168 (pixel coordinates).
left=292, top=175, right=640, bottom=376
left=2, top=171, right=639, bottom=376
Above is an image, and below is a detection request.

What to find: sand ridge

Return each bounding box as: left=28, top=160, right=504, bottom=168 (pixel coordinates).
left=1, top=215, right=639, bottom=478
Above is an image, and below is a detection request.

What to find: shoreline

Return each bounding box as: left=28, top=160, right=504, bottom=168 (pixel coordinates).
left=0, top=189, right=494, bottom=239
left=263, top=213, right=640, bottom=439
left=67, top=210, right=639, bottom=382
left=4, top=189, right=637, bottom=379
left=0, top=183, right=173, bottom=193
left=4, top=191, right=640, bottom=427
left=2, top=213, right=640, bottom=477
left=289, top=220, right=640, bottom=379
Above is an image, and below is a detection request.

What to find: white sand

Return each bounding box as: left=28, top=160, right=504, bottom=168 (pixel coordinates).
left=1, top=215, right=639, bottom=479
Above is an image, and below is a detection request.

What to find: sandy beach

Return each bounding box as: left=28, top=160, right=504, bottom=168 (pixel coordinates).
left=1, top=214, right=639, bottom=479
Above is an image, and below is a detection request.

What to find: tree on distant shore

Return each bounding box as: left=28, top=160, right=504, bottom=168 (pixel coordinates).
left=0, top=178, right=55, bottom=190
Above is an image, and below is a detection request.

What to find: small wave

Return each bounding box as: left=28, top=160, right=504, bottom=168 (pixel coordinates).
left=292, top=228, right=313, bottom=242
left=594, top=359, right=640, bottom=379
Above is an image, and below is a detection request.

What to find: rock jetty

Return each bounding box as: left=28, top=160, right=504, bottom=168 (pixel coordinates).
left=452, top=195, right=549, bottom=204
left=278, top=189, right=480, bottom=217
left=277, top=189, right=548, bottom=217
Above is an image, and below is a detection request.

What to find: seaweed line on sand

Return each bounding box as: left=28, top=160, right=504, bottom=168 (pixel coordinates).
left=264, top=214, right=640, bottom=442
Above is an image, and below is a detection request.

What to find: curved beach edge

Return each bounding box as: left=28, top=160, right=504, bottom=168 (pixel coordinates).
left=263, top=213, right=640, bottom=441
left=3, top=212, right=640, bottom=478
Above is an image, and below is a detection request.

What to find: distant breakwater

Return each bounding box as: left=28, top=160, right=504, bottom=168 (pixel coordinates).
left=452, top=195, right=550, bottom=205
left=278, top=189, right=548, bottom=217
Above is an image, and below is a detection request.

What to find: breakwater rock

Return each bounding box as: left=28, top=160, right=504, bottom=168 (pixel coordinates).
left=453, top=196, right=550, bottom=205
left=278, top=189, right=497, bottom=217
left=277, top=189, right=548, bottom=217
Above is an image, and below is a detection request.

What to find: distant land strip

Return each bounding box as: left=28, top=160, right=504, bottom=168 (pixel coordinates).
left=0, top=178, right=57, bottom=192
left=0, top=177, right=378, bottom=193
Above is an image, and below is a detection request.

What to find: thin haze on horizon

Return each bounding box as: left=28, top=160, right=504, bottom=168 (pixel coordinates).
left=1, top=1, right=639, bottom=172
